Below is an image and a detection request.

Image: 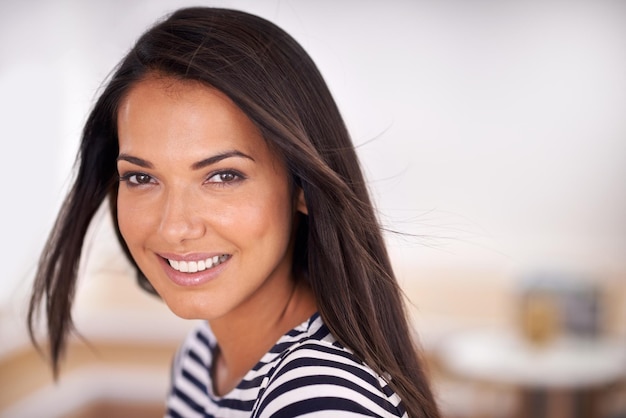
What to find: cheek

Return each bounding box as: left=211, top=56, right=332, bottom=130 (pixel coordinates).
left=238, top=193, right=294, bottom=242
left=116, top=203, right=135, bottom=247
left=116, top=193, right=150, bottom=246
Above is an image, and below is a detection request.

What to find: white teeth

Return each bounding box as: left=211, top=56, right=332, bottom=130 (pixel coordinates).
left=167, top=255, right=228, bottom=273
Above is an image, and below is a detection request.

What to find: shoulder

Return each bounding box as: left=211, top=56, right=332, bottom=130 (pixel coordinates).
left=167, top=322, right=215, bottom=417
left=253, top=321, right=406, bottom=417
left=172, top=321, right=215, bottom=370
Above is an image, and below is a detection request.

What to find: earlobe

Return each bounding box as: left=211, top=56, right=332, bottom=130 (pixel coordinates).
left=296, top=188, right=308, bottom=215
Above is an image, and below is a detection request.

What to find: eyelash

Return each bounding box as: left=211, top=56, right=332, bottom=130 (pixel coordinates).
left=206, top=170, right=245, bottom=185
left=119, top=172, right=155, bottom=187
left=118, top=170, right=245, bottom=188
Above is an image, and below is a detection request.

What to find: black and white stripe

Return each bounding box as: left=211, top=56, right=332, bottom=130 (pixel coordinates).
left=166, top=313, right=407, bottom=417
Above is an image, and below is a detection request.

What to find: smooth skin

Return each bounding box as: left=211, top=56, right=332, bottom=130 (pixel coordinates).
left=116, top=74, right=316, bottom=395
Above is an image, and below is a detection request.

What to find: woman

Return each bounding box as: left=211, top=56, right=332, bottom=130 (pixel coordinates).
left=28, top=7, right=440, bottom=418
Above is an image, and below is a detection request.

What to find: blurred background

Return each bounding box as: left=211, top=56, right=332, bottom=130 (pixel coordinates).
left=1, top=0, right=624, bottom=417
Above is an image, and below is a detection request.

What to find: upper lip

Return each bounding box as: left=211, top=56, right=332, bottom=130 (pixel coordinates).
left=158, top=252, right=227, bottom=262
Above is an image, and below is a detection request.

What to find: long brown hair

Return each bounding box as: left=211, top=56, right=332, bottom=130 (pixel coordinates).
left=28, top=8, right=439, bottom=417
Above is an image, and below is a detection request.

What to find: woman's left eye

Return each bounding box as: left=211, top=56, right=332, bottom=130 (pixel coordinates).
left=206, top=171, right=243, bottom=184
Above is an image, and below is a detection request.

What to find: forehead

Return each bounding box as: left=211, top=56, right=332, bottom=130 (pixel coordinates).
left=118, top=75, right=247, bottom=131
left=117, top=76, right=263, bottom=153
left=115, top=75, right=289, bottom=178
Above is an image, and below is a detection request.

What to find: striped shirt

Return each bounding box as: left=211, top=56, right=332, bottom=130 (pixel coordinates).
left=166, top=313, right=407, bottom=417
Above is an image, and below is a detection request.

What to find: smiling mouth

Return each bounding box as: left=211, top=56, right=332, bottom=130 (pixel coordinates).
left=167, top=255, right=230, bottom=273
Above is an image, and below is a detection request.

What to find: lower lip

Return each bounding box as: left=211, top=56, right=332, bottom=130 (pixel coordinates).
left=158, top=256, right=229, bottom=287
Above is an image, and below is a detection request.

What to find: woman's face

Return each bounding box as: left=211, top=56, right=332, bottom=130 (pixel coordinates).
left=116, top=76, right=306, bottom=321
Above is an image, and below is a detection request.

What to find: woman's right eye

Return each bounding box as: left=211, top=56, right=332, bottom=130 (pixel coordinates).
left=119, top=172, right=155, bottom=186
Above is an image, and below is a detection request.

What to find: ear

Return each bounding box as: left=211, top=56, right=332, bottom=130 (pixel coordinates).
left=295, top=187, right=308, bottom=215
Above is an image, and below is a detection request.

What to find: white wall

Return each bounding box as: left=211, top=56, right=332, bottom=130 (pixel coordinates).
left=2, top=0, right=625, bottom=308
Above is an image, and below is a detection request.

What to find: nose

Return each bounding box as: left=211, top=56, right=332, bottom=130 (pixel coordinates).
left=158, top=189, right=206, bottom=244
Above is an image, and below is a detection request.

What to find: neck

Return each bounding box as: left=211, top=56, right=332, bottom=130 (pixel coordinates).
left=209, top=278, right=316, bottom=395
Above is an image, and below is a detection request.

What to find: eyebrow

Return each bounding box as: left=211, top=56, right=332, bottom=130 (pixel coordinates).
left=191, top=150, right=255, bottom=170
left=116, top=154, right=153, bottom=168
left=116, top=150, right=254, bottom=170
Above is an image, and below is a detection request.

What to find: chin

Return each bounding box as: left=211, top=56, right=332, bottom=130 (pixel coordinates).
left=161, top=294, right=222, bottom=321
left=165, top=301, right=205, bottom=320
